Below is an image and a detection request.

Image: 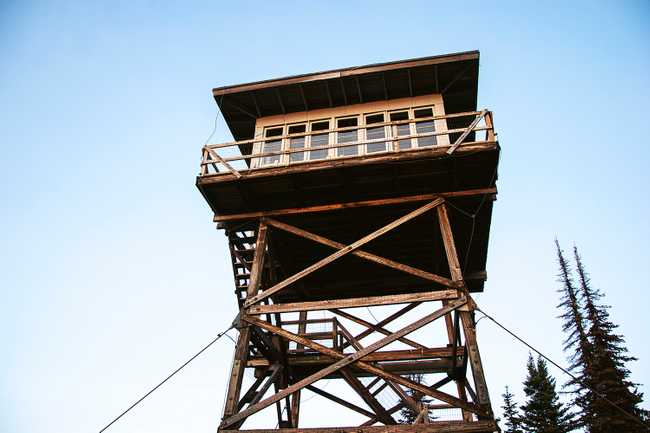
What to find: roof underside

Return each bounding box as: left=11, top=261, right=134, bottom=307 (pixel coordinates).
left=213, top=51, right=480, bottom=153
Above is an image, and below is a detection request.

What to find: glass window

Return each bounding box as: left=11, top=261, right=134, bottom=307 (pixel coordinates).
left=262, top=127, right=283, bottom=165
left=414, top=107, right=436, bottom=147
left=288, top=124, right=306, bottom=162
left=337, top=117, right=358, bottom=157
left=365, top=113, right=387, bottom=153
left=309, top=120, right=329, bottom=160
left=390, top=111, right=411, bottom=150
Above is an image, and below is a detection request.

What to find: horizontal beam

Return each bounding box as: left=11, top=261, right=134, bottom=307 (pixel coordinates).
left=248, top=290, right=459, bottom=314
left=214, top=188, right=497, bottom=222
left=220, top=420, right=498, bottom=433
left=247, top=346, right=466, bottom=367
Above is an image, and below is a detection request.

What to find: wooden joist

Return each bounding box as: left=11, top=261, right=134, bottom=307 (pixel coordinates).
left=247, top=290, right=458, bottom=315
left=214, top=188, right=496, bottom=222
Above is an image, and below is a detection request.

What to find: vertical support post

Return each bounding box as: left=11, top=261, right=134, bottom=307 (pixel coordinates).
left=437, top=202, right=492, bottom=419
left=222, top=220, right=269, bottom=420
left=460, top=311, right=492, bottom=417
left=290, top=310, right=307, bottom=427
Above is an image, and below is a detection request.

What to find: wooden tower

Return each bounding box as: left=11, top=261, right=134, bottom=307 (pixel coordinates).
left=198, top=51, right=500, bottom=433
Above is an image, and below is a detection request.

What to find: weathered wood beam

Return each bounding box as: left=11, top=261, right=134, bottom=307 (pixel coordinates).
left=324, top=80, right=333, bottom=107
left=213, top=188, right=496, bottom=222
left=243, top=199, right=444, bottom=307
left=250, top=93, right=262, bottom=117
left=298, top=84, right=309, bottom=111
left=220, top=420, right=498, bottom=433
left=265, top=218, right=456, bottom=288
left=248, top=290, right=458, bottom=315
left=275, top=89, right=286, bottom=114
left=247, top=346, right=466, bottom=367
left=437, top=203, right=463, bottom=282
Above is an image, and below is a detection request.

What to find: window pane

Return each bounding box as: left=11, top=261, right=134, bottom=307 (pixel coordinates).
left=390, top=111, right=411, bottom=149
left=310, top=121, right=329, bottom=160
left=365, top=113, right=386, bottom=153
left=414, top=108, right=436, bottom=147
left=288, top=124, right=306, bottom=162
left=262, top=127, right=283, bottom=165
left=262, top=140, right=281, bottom=165
left=337, top=117, right=358, bottom=156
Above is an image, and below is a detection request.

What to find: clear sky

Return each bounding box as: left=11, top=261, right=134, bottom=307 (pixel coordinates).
left=1, top=1, right=648, bottom=432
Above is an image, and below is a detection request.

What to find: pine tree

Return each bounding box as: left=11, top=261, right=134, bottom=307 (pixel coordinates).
left=520, top=354, right=575, bottom=433
left=555, top=240, right=593, bottom=427
left=398, top=373, right=433, bottom=424
left=573, top=246, right=648, bottom=432
left=501, top=386, right=523, bottom=433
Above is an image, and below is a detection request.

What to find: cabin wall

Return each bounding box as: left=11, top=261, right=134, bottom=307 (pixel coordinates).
left=250, top=94, right=448, bottom=168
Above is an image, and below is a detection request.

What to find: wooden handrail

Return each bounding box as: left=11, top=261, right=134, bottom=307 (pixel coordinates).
left=199, top=109, right=496, bottom=175
left=204, top=110, right=485, bottom=150
left=203, top=125, right=493, bottom=164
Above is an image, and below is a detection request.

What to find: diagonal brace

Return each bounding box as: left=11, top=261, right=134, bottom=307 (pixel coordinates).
left=243, top=198, right=444, bottom=307
left=265, top=218, right=456, bottom=288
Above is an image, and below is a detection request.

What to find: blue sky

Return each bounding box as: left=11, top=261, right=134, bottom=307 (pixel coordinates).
left=1, top=1, right=648, bottom=432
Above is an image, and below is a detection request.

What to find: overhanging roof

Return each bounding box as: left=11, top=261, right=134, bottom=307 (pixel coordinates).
left=213, top=50, right=480, bottom=151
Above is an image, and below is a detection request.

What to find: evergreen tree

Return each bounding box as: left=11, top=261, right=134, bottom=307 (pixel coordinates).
left=398, top=373, right=433, bottom=424
left=520, top=354, right=575, bottom=433
left=573, top=246, right=648, bottom=432
left=555, top=240, right=593, bottom=427
left=501, top=386, right=523, bottom=433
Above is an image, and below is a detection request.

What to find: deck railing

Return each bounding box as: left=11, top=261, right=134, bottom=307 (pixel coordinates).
left=200, top=109, right=496, bottom=178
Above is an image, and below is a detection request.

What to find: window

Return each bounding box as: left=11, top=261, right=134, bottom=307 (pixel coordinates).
left=365, top=113, right=387, bottom=153
left=309, top=120, right=329, bottom=160
left=262, top=126, right=283, bottom=166
left=337, top=116, right=358, bottom=157
left=414, top=107, right=436, bottom=147
left=389, top=110, right=411, bottom=150
left=288, top=124, right=306, bottom=162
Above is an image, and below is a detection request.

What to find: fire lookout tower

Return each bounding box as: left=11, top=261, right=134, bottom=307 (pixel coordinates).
left=197, top=51, right=500, bottom=433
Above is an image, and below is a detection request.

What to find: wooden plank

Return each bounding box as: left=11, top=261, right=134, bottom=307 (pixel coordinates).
left=220, top=420, right=498, bottom=433
left=214, top=188, right=496, bottom=222
left=304, top=385, right=375, bottom=419
left=265, top=218, right=456, bottom=288
left=248, top=290, right=458, bottom=315
left=248, top=346, right=466, bottom=367
left=447, top=110, right=487, bottom=155
left=244, top=199, right=444, bottom=307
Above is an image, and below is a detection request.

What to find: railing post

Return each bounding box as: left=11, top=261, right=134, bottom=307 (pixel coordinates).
left=484, top=111, right=495, bottom=141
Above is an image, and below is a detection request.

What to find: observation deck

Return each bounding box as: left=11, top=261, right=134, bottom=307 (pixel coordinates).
left=197, top=51, right=500, bottom=303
